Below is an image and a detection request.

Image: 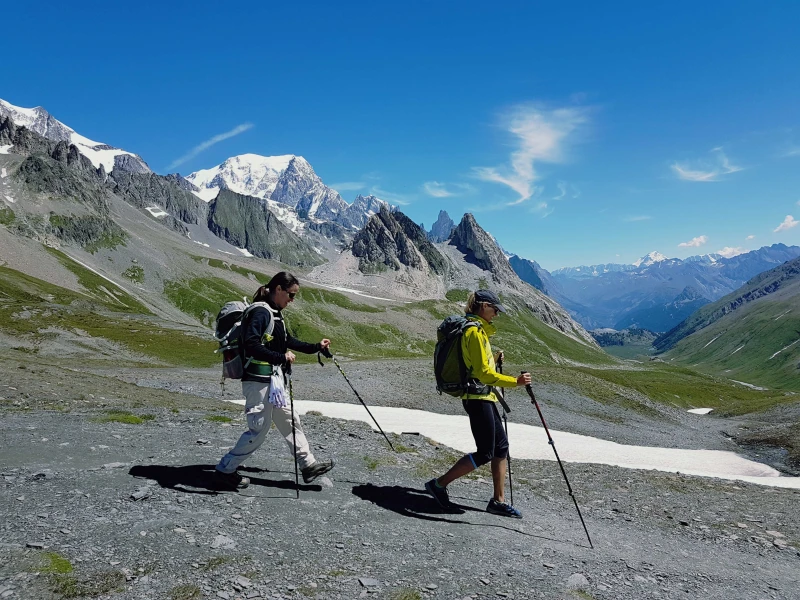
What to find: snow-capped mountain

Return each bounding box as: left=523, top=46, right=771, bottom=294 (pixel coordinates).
left=551, top=262, right=637, bottom=278
left=184, top=154, right=294, bottom=202
left=632, top=251, right=669, bottom=268
left=0, top=98, right=150, bottom=173
left=184, top=154, right=388, bottom=232
left=553, top=251, right=672, bottom=278
left=684, top=253, right=723, bottom=265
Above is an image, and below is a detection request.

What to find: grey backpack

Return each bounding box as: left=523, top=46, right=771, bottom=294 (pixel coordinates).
left=214, top=300, right=273, bottom=380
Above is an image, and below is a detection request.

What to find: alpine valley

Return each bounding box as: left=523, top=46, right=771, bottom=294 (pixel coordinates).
left=3, top=97, right=800, bottom=600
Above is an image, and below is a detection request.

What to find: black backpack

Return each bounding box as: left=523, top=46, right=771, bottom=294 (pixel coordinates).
left=433, top=315, right=480, bottom=397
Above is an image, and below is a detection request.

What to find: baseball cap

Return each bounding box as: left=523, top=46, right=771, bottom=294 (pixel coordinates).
left=474, top=289, right=507, bottom=313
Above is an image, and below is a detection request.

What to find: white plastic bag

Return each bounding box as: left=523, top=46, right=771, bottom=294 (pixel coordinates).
left=268, top=366, right=288, bottom=408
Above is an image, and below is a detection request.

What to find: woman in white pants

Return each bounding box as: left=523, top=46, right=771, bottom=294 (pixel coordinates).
left=215, top=272, right=334, bottom=490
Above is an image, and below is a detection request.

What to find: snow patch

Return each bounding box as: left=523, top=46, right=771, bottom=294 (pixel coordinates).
left=0, top=145, right=12, bottom=155
left=1, top=167, right=7, bottom=177
left=4, top=195, right=15, bottom=204
left=74, top=144, right=135, bottom=173
left=192, top=241, right=210, bottom=248
left=303, top=280, right=396, bottom=302
left=769, top=339, right=800, bottom=360
left=237, top=247, right=254, bottom=258
left=144, top=206, right=168, bottom=218
left=702, top=334, right=721, bottom=349
left=731, top=380, right=768, bottom=391
left=223, top=399, right=800, bottom=489
left=687, top=408, right=714, bottom=415
left=774, top=310, right=792, bottom=321
left=190, top=186, right=219, bottom=202
left=731, top=345, right=744, bottom=355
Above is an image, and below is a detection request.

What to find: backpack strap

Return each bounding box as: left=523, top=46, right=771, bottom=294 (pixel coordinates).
left=239, top=302, right=277, bottom=368
left=457, top=320, right=480, bottom=395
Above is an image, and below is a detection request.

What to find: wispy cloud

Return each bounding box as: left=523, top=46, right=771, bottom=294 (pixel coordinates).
left=166, top=123, right=254, bottom=171
left=473, top=104, right=589, bottom=205
left=797, top=199, right=800, bottom=206
left=774, top=215, right=798, bottom=232
left=329, top=181, right=366, bottom=192
left=745, top=234, right=756, bottom=240
left=553, top=181, right=580, bottom=201
left=678, top=235, right=708, bottom=248
left=717, top=246, right=746, bottom=258
left=422, top=181, right=455, bottom=198
left=671, top=148, right=743, bottom=182
left=624, top=215, right=652, bottom=222
left=783, top=147, right=800, bottom=158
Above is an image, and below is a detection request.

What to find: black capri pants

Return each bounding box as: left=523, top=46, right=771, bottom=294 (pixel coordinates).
left=462, top=399, right=508, bottom=467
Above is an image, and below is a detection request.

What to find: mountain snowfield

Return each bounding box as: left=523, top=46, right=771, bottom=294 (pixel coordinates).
left=184, top=153, right=388, bottom=233
left=185, top=153, right=295, bottom=202
left=0, top=98, right=149, bottom=173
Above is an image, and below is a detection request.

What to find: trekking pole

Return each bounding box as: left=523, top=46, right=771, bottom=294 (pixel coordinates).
left=496, top=356, right=513, bottom=507
left=522, top=371, right=593, bottom=549
left=288, top=371, right=300, bottom=499
left=317, top=349, right=395, bottom=451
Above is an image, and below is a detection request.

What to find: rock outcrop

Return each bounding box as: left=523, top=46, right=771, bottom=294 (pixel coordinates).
left=448, top=213, right=518, bottom=285
left=109, top=171, right=208, bottom=226
left=207, top=189, right=324, bottom=267
left=351, top=205, right=447, bottom=275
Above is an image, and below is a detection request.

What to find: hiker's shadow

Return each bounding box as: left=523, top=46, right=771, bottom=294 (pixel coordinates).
left=352, top=483, right=563, bottom=541
left=129, top=464, right=322, bottom=496
left=351, top=483, right=481, bottom=524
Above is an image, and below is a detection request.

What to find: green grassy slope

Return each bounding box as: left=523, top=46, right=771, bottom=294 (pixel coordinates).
left=0, top=262, right=217, bottom=367
left=654, top=257, right=800, bottom=390
left=5, top=245, right=796, bottom=415
left=663, top=285, right=800, bottom=390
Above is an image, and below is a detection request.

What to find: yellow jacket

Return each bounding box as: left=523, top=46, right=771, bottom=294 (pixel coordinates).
left=461, top=315, right=518, bottom=401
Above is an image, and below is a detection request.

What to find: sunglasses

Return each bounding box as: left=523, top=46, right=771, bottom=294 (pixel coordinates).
left=287, top=291, right=297, bottom=299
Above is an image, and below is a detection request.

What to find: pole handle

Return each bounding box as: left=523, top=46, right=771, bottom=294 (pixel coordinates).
left=521, top=371, right=536, bottom=403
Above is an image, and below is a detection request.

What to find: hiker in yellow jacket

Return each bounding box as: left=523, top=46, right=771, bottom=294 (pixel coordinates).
left=425, top=289, right=531, bottom=518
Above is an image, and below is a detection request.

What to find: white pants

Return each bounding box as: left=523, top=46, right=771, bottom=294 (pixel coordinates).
left=216, top=379, right=316, bottom=474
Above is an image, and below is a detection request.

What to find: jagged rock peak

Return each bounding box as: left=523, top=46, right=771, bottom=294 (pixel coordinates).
left=448, top=213, right=517, bottom=284
left=352, top=205, right=447, bottom=275
left=0, top=97, right=151, bottom=174
left=428, top=210, right=455, bottom=243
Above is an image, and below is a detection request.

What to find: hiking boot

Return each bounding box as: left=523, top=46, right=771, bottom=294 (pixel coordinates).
left=424, top=478, right=453, bottom=509
left=214, top=469, right=250, bottom=490
left=301, top=459, right=334, bottom=483
left=486, top=498, right=522, bottom=519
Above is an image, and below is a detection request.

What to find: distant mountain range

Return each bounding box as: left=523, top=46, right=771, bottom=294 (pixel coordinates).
left=512, top=246, right=800, bottom=332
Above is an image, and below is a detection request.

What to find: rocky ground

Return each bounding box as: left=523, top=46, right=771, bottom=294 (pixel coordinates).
left=2, top=352, right=800, bottom=600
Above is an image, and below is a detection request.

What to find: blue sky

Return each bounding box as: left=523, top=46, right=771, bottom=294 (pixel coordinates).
left=4, top=1, right=800, bottom=270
